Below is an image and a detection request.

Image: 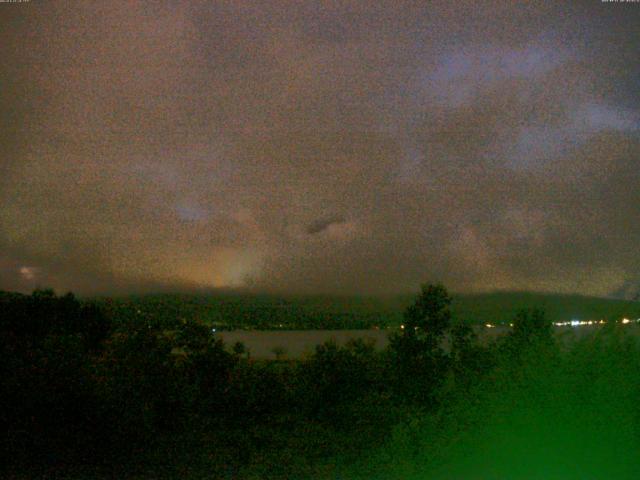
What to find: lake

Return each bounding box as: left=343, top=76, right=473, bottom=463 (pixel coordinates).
left=217, top=324, right=640, bottom=359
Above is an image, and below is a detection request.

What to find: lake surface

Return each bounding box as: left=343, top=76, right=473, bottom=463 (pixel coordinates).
left=217, top=324, right=640, bottom=359
left=217, top=329, right=391, bottom=359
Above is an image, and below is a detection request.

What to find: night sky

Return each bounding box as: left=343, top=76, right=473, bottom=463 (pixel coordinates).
left=1, top=1, right=639, bottom=296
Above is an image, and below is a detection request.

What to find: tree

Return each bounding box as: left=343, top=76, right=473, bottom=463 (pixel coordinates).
left=449, top=320, right=495, bottom=389
left=389, top=283, right=453, bottom=404
left=301, top=338, right=381, bottom=422
left=403, top=283, right=452, bottom=337
left=0, top=289, right=111, bottom=467
left=271, top=345, right=287, bottom=361
left=499, top=308, right=557, bottom=372
left=232, top=341, right=247, bottom=357
left=508, top=308, right=553, bottom=347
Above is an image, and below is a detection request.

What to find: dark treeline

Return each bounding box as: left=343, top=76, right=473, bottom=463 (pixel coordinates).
left=99, top=294, right=396, bottom=331
left=2, top=285, right=640, bottom=479
left=96, top=291, right=640, bottom=331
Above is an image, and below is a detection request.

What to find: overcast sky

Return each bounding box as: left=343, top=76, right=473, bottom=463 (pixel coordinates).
left=1, top=1, right=639, bottom=296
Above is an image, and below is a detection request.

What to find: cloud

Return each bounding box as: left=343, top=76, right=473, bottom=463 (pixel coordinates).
left=306, top=216, right=347, bottom=235
left=1, top=1, right=639, bottom=295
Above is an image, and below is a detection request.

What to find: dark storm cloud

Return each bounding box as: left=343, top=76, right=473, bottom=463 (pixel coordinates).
left=306, top=216, right=347, bottom=235
left=1, top=1, right=639, bottom=295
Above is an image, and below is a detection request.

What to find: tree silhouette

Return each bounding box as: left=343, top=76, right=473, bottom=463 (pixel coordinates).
left=272, top=345, right=287, bottom=360
left=232, top=341, right=247, bottom=357
left=403, top=283, right=452, bottom=337
left=508, top=308, right=553, bottom=348
left=389, top=283, right=453, bottom=404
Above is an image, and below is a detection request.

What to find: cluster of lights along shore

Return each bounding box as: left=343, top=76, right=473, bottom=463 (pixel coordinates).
left=394, top=319, right=640, bottom=331
left=481, top=318, right=640, bottom=329
left=396, top=318, right=640, bottom=331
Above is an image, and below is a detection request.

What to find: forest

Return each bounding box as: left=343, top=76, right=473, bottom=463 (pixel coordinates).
left=2, top=285, right=640, bottom=479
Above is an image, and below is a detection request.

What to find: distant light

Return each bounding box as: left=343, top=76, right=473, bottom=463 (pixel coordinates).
left=622, top=318, right=630, bottom=324
left=509, top=323, right=514, bottom=327
left=211, top=328, right=217, bottom=333
left=19, top=266, right=38, bottom=281
left=571, top=320, right=580, bottom=327
left=485, top=323, right=494, bottom=328
left=400, top=324, right=405, bottom=330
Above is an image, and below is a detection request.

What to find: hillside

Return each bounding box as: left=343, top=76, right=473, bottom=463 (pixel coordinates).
left=88, top=290, right=640, bottom=330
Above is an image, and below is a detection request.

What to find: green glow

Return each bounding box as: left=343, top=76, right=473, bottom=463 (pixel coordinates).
left=355, top=328, right=640, bottom=479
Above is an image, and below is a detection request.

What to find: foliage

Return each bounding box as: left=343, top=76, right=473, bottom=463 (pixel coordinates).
left=358, top=324, right=640, bottom=480
left=3, top=286, right=640, bottom=479
left=388, top=283, right=453, bottom=404
left=0, top=290, right=110, bottom=467
left=509, top=307, right=553, bottom=346
left=300, top=338, right=386, bottom=422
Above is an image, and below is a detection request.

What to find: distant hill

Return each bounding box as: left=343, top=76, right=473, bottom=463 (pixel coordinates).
left=609, top=281, right=640, bottom=301
left=0, top=290, right=27, bottom=304
left=451, top=291, right=640, bottom=325
left=84, top=290, right=640, bottom=330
